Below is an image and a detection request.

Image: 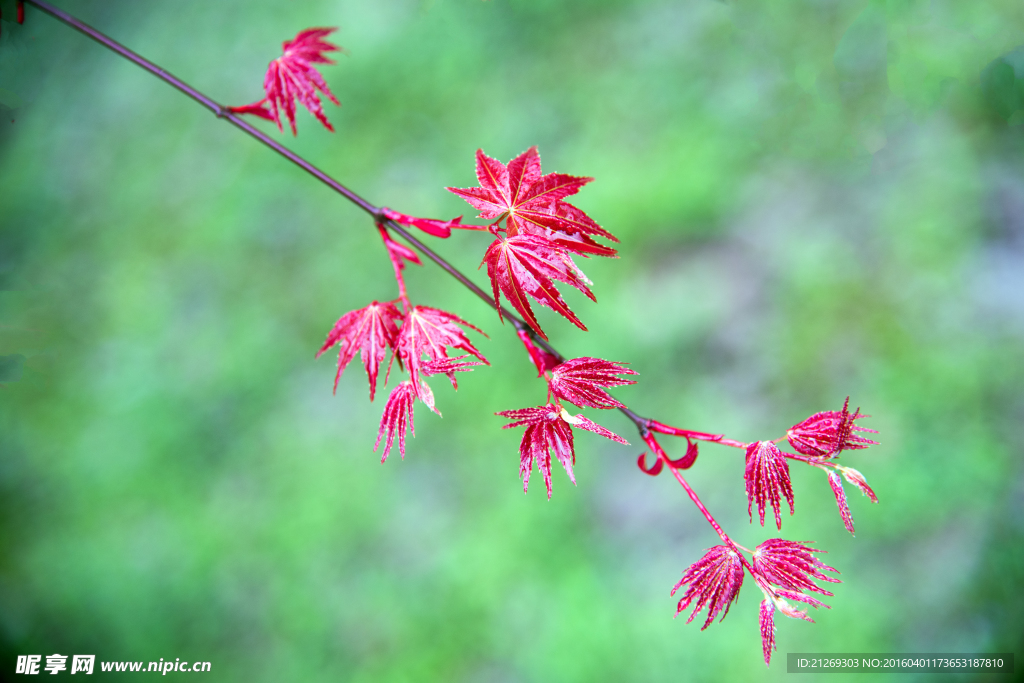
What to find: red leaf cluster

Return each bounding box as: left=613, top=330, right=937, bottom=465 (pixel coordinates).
left=745, top=441, right=795, bottom=530
left=548, top=357, right=637, bottom=409
left=671, top=545, right=745, bottom=629
left=320, top=300, right=487, bottom=455
left=497, top=404, right=626, bottom=498
left=449, top=148, right=618, bottom=339
left=230, top=28, right=342, bottom=135
left=753, top=539, right=840, bottom=665
left=787, top=397, right=879, bottom=458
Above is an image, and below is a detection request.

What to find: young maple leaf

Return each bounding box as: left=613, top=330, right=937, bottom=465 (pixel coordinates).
left=820, top=464, right=878, bottom=535
left=497, top=404, right=627, bottom=498
left=447, top=147, right=618, bottom=252
left=481, top=232, right=595, bottom=340
left=751, top=538, right=840, bottom=667
left=759, top=599, right=777, bottom=666
left=744, top=441, right=795, bottom=530
left=671, top=545, right=745, bottom=629
left=317, top=300, right=403, bottom=400
left=828, top=470, right=856, bottom=535
left=375, top=380, right=416, bottom=463
left=229, top=28, right=342, bottom=135
left=548, top=357, right=637, bottom=409
left=752, top=539, right=840, bottom=597
left=393, top=306, right=488, bottom=408
left=786, top=397, right=879, bottom=458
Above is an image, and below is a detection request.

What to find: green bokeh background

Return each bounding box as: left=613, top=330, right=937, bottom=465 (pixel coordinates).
left=2, top=0, right=1023, bottom=680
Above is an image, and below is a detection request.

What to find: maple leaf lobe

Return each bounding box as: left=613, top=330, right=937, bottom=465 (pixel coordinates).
left=318, top=300, right=402, bottom=400
left=548, top=357, right=637, bottom=409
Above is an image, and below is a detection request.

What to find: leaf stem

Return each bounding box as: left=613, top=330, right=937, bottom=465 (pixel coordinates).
left=651, top=441, right=757, bottom=573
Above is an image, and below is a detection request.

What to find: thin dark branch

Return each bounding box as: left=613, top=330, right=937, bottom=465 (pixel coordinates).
left=23, top=0, right=653, bottom=435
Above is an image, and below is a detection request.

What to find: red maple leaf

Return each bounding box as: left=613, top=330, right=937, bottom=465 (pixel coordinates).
left=317, top=300, right=403, bottom=400
left=229, top=28, right=342, bottom=135
left=548, top=357, right=637, bottom=409
left=497, top=404, right=627, bottom=498
left=375, top=381, right=416, bottom=462
left=481, top=232, right=595, bottom=340
left=786, top=397, right=878, bottom=458
left=393, top=306, right=488, bottom=410
left=447, top=147, right=618, bottom=251
left=671, top=545, right=745, bottom=629
left=752, top=539, right=840, bottom=597
left=744, top=441, right=795, bottom=530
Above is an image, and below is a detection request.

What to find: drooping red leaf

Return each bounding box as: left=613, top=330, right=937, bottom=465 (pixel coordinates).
left=317, top=300, right=403, bottom=400
left=229, top=27, right=341, bottom=135
left=787, top=397, right=879, bottom=458
left=375, top=381, right=416, bottom=462
left=759, top=599, right=776, bottom=667
left=447, top=147, right=618, bottom=251
left=497, top=404, right=626, bottom=498
left=481, top=232, right=595, bottom=340
left=827, top=470, right=855, bottom=535
left=516, top=328, right=561, bottom=377
left=744, top=441, right=795, bottom=530
left=671, top=545, right=745, bottom=630
left=548, top=357, right=637, bottom=409
left=394, top=306, right=488, bottom=401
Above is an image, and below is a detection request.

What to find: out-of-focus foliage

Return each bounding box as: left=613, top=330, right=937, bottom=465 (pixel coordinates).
left=1, top=0, right=1022, bottom=680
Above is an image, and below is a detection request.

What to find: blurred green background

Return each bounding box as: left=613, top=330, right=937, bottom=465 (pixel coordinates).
left=2, top=0, right=1023, bottom=680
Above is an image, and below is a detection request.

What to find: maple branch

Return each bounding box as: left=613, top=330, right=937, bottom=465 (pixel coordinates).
left=653, top=443, right=757, bottom=572
left=22, top=0, right=738, bottom=457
